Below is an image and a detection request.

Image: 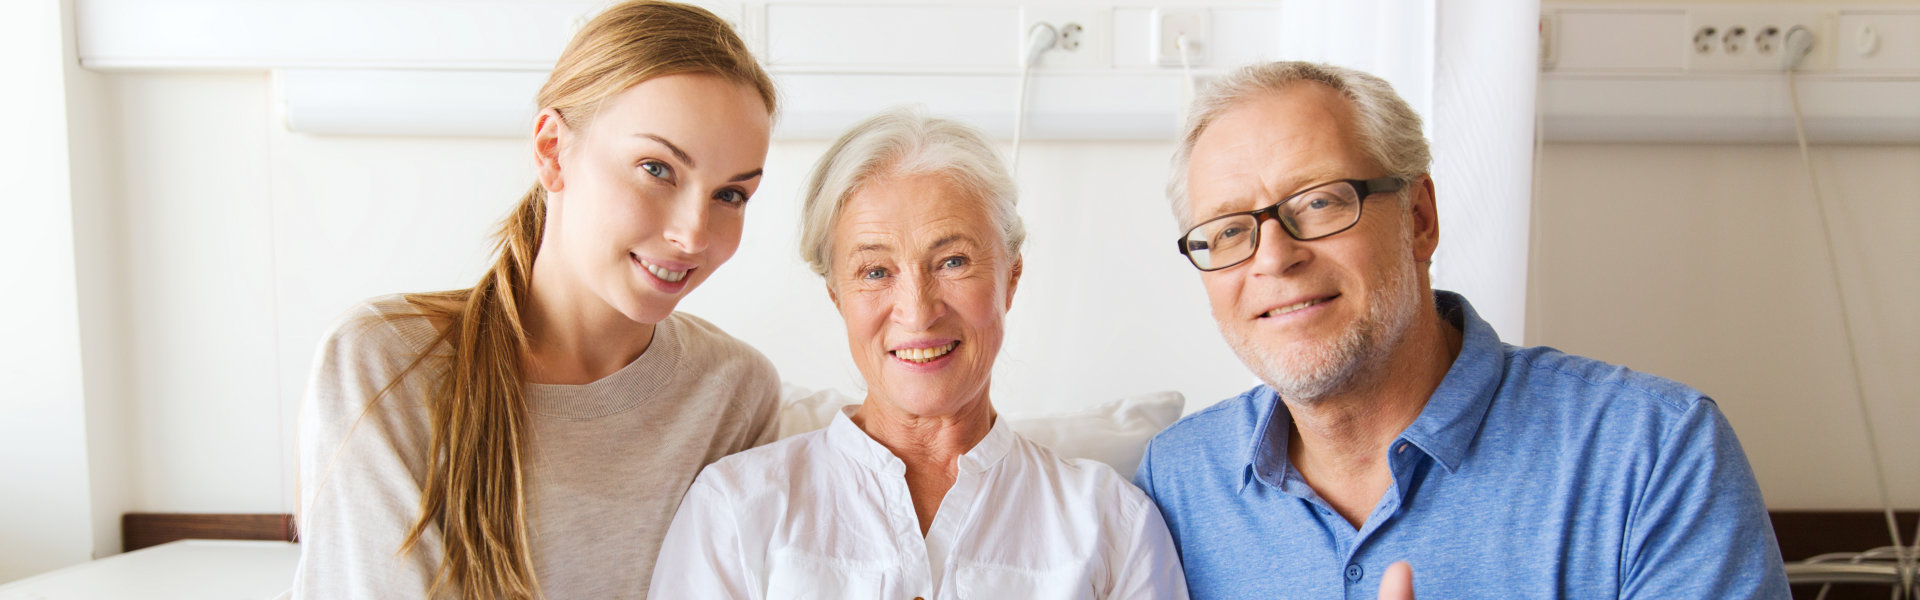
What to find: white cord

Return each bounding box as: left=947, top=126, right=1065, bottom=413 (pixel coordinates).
left=1787, top=65, right=1915, bottom=600
left=1176, top=33, right=1195, bottom=121
left=1012, top=22, right=1057, bottom=175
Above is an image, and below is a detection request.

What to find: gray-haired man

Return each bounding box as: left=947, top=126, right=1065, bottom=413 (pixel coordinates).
left=1133, top=61, right=1789, bottom=599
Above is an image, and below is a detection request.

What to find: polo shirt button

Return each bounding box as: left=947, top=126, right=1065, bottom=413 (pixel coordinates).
left=1346, top=563, right=1364, bottom=582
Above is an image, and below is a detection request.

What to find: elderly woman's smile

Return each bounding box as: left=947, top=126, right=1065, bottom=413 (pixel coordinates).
left=891, top=339, right=957, bottom=364
left=829, top=172, right=1018, bottom=417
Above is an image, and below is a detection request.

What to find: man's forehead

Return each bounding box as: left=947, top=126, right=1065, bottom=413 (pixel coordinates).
left=1187, top=96, right=1369, bottom=213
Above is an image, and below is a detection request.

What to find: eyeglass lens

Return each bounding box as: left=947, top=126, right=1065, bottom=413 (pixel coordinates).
left=1181, top=181, right=1364, bottom=270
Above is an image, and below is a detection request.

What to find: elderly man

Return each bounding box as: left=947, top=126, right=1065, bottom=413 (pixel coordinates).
left=1132, top=61, right=1789, bottom=599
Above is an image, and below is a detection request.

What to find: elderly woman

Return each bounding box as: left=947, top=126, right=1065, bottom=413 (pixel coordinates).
left=648, top=109, right=1188, bottom=599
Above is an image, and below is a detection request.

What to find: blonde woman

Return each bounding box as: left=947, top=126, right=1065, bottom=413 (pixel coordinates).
left=292, top=2, right=781, bottom=598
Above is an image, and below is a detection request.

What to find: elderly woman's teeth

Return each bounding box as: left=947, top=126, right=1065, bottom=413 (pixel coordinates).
left=642, top=260, right=689, bottom=282
left=893, top=342, right=957, bottom=363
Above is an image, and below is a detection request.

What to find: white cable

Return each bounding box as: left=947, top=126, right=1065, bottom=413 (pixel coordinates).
left=1786, top=57, right=1914, bottom=599
left=1011, top=22, right=1057, bottom=175
left=1176, top=33, right=1195, bottom=121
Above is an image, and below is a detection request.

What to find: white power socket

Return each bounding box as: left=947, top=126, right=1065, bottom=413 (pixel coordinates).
left=1688, top=8, right=1830, bottom=72
left=1152, top=8, right=1208, bottom=67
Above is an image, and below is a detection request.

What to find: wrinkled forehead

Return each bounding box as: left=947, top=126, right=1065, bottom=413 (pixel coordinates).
left=831, top=173, right=1001, bottom=257
left=1186, top=86, right=1376, bottom=218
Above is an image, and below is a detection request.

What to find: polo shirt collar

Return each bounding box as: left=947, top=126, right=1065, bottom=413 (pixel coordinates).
left=1244, top=290, right=1503, bottom=492
left=1394, top=291, right=1502, bottom=473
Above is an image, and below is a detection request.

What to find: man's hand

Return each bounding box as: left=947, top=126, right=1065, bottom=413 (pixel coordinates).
left=1377, top=561, right=1414, bottom=600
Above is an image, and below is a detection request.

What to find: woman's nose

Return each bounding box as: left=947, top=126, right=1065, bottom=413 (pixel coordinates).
left=662, top=194, right=711, bottom=254
left=890, top=270, right=946, bottom=331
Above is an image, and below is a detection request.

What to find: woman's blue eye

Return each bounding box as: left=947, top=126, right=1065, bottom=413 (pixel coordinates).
left=716, top=188, right=749, bottom=206
left=640, top=161, right=672, bottom=179
left=863, top=268, right=888, bottom=280
left=940, top=256, right=968, bottom=269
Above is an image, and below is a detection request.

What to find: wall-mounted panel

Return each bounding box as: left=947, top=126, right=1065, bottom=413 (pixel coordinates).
left=1837, top=11, right=1920, bottom=72
left=77, top=0, right=602, bottom=70
left=1552, top=9, right=1688, bottom=71
left=765, top=4, right=1020, bottom=69
left=1542, top=3, right=1920, bottom=143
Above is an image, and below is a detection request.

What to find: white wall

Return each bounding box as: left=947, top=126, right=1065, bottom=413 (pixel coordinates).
left=91, top=77, right=1920, bottom=525
left=91, top=74, right=1264, bottom=521
left=20, top=0, right=1914, bottom=583
left=0, top=0, right=102, bottom=583
left=1531, top=142, right=1920, bottom=510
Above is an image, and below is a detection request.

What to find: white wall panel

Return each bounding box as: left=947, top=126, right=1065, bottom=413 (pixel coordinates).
left=0, top=0, right=99, bottom=583
left=765, top=4, right=1020, bottom=68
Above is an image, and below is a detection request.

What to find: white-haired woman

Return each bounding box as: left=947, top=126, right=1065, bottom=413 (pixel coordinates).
left=648, top=109, right=1189, bottom=599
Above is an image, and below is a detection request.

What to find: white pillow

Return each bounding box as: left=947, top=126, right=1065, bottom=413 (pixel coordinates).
left=775, top=383, right=1184, bottom=478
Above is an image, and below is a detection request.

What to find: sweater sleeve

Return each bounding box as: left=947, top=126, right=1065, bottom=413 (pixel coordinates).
left=747, top=358, right=783, bottom=449
left=291, top=303, right=444, bottom=599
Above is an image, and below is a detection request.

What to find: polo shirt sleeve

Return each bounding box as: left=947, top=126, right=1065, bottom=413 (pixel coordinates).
left=1619, top=398, right=1790, bottom=599
left=648, top=475, right=756, bottom=600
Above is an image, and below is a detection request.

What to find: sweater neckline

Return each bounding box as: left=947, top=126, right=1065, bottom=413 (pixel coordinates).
left=524, top=314, right=683, bottom=420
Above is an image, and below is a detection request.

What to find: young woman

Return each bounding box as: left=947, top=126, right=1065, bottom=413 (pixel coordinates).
left=292, top=2, right=780, bottom=598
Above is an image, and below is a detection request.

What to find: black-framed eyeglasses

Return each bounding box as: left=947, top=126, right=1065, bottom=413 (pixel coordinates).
left=1176, top=176, right=1405, bottom=272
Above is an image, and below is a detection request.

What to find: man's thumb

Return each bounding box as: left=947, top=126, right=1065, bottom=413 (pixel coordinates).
left=1377, top=561, right=1414, bottom=600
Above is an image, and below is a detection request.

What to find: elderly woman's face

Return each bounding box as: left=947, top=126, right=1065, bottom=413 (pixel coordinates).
left=828, top=173, right=1020, bottom=418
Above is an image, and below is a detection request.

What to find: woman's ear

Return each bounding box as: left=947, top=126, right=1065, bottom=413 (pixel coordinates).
left=533, top=108, right=569, bottom=194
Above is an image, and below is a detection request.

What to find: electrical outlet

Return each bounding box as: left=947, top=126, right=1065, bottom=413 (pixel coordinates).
left=1022, top=7, right=1107, bottom=69
left=1688, top=8, right=1830, bottom=71
left=1152, top=8, right=1208, bottom=67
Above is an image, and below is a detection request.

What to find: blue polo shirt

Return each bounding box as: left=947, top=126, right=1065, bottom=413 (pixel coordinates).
left=1134, top=291, right=1788, bottom=599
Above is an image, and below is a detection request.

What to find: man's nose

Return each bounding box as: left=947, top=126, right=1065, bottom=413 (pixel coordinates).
left=1246, top=218, right=1309, bottom=276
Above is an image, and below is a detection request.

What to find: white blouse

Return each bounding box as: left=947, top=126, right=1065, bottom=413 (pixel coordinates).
left=649, top=407, right=1189, bottom=600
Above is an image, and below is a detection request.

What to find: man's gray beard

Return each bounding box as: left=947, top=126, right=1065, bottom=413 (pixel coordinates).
left=1220, top=239, right=1424, bottom=405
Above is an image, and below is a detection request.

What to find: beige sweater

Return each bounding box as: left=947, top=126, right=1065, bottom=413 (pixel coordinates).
left=292, top=295, right=780, bottom=599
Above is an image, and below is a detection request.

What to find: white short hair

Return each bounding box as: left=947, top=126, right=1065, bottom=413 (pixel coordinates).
left=799, top=107, right=1026, bottom=278
left=1168, top=61, right=1431, bottom=228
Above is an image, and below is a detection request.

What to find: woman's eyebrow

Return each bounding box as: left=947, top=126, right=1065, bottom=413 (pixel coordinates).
left=636, top=133, right=694, bottom=167
left=637, top=133, right=761, bottom=182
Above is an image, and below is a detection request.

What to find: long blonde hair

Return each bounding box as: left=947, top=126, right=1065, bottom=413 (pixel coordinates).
left=383, top=2, right=775, bottom=597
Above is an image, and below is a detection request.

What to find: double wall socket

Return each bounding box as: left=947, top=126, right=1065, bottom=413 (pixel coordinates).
left=1023, top=6, right=1106, bottom=69
left=1688, top=8, right=1830, bottom=71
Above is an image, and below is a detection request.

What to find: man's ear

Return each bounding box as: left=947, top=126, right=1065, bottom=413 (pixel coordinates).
left=534, top=108, right=569, bottom=194
left=1409, top=176, right=1439, bottom=264
left=1005, top=255, right=1023, bottom=311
